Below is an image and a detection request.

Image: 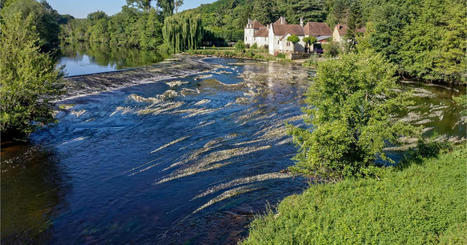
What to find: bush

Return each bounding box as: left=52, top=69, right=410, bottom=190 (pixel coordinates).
left=276, top=53, right=286, bottom=59
left=243, top=147, right=467, bottom=244
left=251, top=43, right=258, bottom=49
left=288, top=50, right=417, bottom=180
left=323, top=41, right=340, bottom=57
left=0, top=13, right=62, bottom=139
left=234, top=40, right=246, bottom=52
left=302, top=54, right=319, bottom=68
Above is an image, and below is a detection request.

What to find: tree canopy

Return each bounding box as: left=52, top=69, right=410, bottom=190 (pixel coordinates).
left=0, top=12, right=62, bottom=139
left=288, top=50, right=417, bottom=179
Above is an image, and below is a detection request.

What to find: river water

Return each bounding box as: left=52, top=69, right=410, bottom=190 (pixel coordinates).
left=1, top=56, right=465, bottom=244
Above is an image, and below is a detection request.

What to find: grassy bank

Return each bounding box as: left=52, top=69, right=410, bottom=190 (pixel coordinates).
left=243, top=147, right=467, bottom=244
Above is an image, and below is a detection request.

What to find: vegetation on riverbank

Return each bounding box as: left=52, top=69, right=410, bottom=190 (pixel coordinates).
left=288, top=50, right=417, bottom=180
left=243, top=146, right=467, bottom=244
left=0, top=12, right=62, bottom=140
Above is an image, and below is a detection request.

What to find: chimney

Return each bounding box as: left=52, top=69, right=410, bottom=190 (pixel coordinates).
left=280, top=16, right=286, bottom=24
left=300, top=17, right=304, bottom=27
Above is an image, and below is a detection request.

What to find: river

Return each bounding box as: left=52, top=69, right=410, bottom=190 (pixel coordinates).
left=1, top=53, right=465, bottom=244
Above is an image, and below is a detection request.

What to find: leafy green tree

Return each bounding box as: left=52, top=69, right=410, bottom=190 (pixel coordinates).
left=1, top=0, right=60, bottom=52
left=287, top=34, right=300, bottom=44
left=433, top=0, right=466, bottom=83
left=288, top=50, right=416, bottom=180
left=127, top=0, right=152, bottom=12
left=163, top=13, right=203, bottom=52
left=303, top=36, right=317, bottom=52
left=344, top=0, right=362, bottom=52
left=235, top=40, right=246, bottom=52
left=0, top=13, right=62, bottom=139
left=174, top=0, right=183, bottom=13
left=139, top=9, right=163, bottom=49
left=157, top=0, right=175, bottom=18
left=251, top=0, right=275, bottom=24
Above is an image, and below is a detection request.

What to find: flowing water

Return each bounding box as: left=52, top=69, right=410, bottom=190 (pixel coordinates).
left=1, top=56, right=465, bottom=244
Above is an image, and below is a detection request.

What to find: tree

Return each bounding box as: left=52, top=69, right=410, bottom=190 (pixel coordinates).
left=303, top=36, right=317, bottom=52
left=157, top=0, right=174, bottom=18
left=126, top=0, right=152, bottom=12
left=174, top=0, right=183, bottom=13
left=234, top=40, right=246, bottom=52
left=0, top=13, right=62, bottom=139
left=344, top=0, right=362, bottom=52
left=163, top=13, right=203, bottom=52
left=287, top=34, right=300, bottom=44
left=251, top=0, right=275, bottom=24
left=288, top=50, right=416, bottom=180
left=1, top=0, right=61, bottom=52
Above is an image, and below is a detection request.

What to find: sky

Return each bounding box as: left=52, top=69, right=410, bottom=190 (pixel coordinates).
left=47, top=0, right=217, bottom=19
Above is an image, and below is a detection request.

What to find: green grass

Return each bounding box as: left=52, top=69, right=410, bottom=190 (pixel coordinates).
left=242, top=147, right=467, bottom=244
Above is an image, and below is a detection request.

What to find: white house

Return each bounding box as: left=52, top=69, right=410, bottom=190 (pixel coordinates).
left=244, top=17, right=332, bottom=56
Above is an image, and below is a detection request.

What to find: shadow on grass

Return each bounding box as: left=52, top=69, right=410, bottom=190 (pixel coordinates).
left=396, top=139, right=452, bottom=171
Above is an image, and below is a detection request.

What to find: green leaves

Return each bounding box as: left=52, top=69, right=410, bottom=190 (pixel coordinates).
left=163, top=13, right=203, bottom=52
left=0, top=12, right=62, bottom=139
left=287, top=35, right=300, bottom=44
left=289, top=50, right=417, bottom=179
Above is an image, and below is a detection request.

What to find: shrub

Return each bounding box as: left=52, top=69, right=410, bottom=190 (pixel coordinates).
left=251, top=43, right=258, bottom=49
left=288, top=50, right=417, bottom=180
left=234, top=40, right=246, bottom=52
left=323, top=41, right=340, bottom=57
left=276, top=53, right=286, bottom=59
left=0, top=13, right=62, bottom=139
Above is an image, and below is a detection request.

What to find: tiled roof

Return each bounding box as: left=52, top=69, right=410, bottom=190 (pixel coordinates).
left=254, top=27, right=268, bottom=37
left=335, top=24, right=366, bottom=36
left=303, top=22, right=332, bottom=37
left=274, top=17, right=287, bottom=25
left=273, top=23, right=305, bottom=36
left=246, top=19, right=265, bottom=29
left=252, top=20, right=265, bottom=29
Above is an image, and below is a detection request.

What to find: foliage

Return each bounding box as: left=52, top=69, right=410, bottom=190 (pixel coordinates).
left=288, top=50, right=416, bottom=179
left=302, top=53, right=319, bottom=68
left=251, top=43, right=258, bottom=49
left=234, top=40, right=246, bottom=52
left=366, top=0, right=466, bottom=84
left=60, top=0, right=179, bottom=50
left=1, top=0, right=61, bottom=52
left=322, top=41, right=340, bottom=57
left=287, top=34, right=300, bottom=44
left=303, top=36, right=316, bottom=45
left=162, top=12, right=203, bottom=52
left=243, top=146, right=467, bottom=244
left=0, top=13, right=61, bottom=139
left=453, top=94, right=467, bottom=116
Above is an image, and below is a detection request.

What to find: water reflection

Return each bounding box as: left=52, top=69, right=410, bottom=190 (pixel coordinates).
left=1, top=143, right=68, bottom=244
left=59, top=44, right=164, bottom=76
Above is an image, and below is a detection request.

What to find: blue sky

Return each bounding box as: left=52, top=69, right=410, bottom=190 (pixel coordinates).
left=48, top=0, right=217, bottom=18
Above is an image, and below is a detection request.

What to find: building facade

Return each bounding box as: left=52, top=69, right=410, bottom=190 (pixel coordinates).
left=244, top=17, right=332, bottom=55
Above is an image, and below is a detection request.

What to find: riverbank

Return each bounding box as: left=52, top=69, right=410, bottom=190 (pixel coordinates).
left=184, top=48, right=316, bottom=66
left=243, top=146, right=467, bottom=244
